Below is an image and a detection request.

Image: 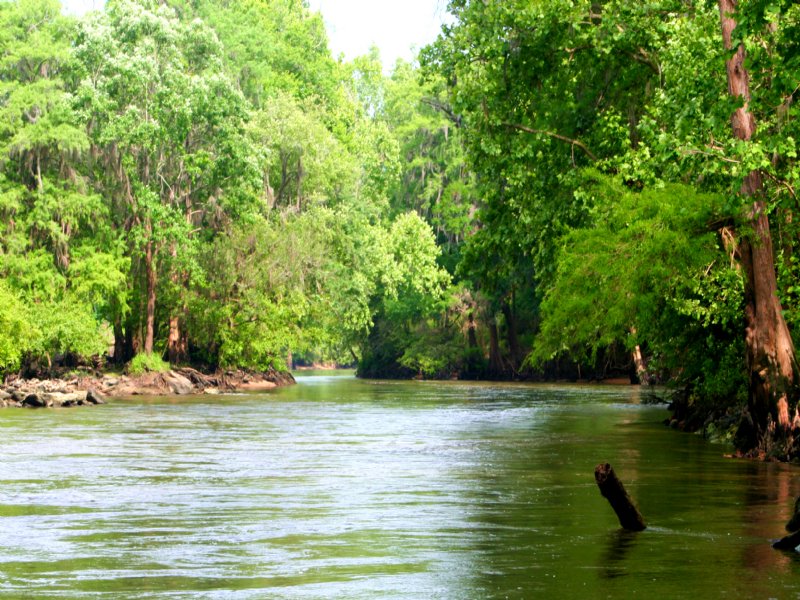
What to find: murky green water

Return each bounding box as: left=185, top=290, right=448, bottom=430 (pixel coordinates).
left=0, top=373, right=798, bottom=598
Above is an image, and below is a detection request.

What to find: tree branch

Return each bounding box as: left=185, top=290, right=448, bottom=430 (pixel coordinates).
left=678, top=147, right=741, bottom=164
left=503, top=123, right=598, bottom=161
left=421, top=97, right=462, bottom=127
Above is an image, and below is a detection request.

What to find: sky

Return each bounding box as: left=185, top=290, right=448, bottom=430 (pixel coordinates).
left=307, top=0, right=451, bottom=68
left=61, top=0, right=453, bottom=70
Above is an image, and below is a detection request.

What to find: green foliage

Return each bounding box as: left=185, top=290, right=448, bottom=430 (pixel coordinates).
left=28, top=295, right=108, bottom=360
left=0, top=281, right=33, bottom=376
left=248, top=92, right=353, bottom=210
left=380, top=212, right=451, bottom=316
left=182, top=0, right=340, bottom=108
left=531, top=175, right=746, bottom=402
left=417, top=0, right=800, bottom=408
left=357, top=316, right=415, bottom=379
left=385, top=61, right=476, bottom=265
left=0, top=0, right=116, bottom=373
left=128, top=352, right=170, bottom=375
left=398, top=321, right=464, bottom=378
left=187, top=204, right=450, bottom=371
left=532, top=178, right=729, bottom=361
left=358, top=212, right=454, bottom=377
left=776, top=222, right=800, bottom=349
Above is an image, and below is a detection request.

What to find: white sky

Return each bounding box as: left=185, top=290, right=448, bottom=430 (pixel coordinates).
left=308, top=0, right=451, bottom=68
left=61, top=0, right=452, bottom=70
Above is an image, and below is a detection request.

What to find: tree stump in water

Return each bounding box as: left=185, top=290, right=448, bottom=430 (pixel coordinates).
left=773, top=495, right=800, bottom=551
left=594, top=463, right=646, bottom=531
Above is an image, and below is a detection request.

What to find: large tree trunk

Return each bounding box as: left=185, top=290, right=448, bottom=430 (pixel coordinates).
left=719, top=0, right=798, bottom=455
left=124, top=314, right=137, bottom=360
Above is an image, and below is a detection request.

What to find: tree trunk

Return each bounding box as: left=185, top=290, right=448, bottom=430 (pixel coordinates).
left=113, top=320, right=126, bottom=365
left=631, top=328, right=648, bottom=384
left=488, top=317, right=504, bottom=376
left=296, top=155, right=303, bottom=212
left=501, top=299, right=521, bottom=372
left=718, top=0, right=798, bottom=455
left=144, top=239, right=156, bottom=355
left=36, top=151, right=43, bottom=194
left=467, top=309, right=478, bottom=350
left=631, top=346, right=647, bottom=385
left=167, top=315, right=182, bottom=364
left=166, top=244, right=188, bottom=365
left=278, top=153, right=289, bottom=205
left=124, top=314, right=137, bottom=360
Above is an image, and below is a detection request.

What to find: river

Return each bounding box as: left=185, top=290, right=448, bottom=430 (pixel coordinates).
left=0, top=372, right=798, bottom=598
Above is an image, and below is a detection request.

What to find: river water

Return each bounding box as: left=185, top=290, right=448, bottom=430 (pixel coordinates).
left=0, top=373, right=798, bottom=598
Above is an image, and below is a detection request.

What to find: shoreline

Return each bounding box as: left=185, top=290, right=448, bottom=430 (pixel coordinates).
left=0, top=367, right=296, bottom=409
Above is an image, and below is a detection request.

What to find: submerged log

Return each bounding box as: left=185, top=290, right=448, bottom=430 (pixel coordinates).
left=594, top=463, right=646, bottom=531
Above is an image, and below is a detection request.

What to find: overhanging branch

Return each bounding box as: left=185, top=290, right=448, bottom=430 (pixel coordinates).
left=421, top=98, right=462, bottom=127
left=504, top=123, right=598, bottom=161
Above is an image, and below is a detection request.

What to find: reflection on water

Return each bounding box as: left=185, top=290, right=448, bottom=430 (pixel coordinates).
left=0, top=375, right=798, bottom=598
left=601, top=529, right=640, bottom=579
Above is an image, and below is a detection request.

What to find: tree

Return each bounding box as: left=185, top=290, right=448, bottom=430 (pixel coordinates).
left=717, top=0, right=798, bottom=455
left=248, top=93, right=352, bottom=211
left=178, top=0, right=340, bottom=109
left=423, top=0, right=800, bottom=433
left=0, top=0, right=124, bottom=373
left=358, top=211, right=452, bottom=377
left=532, top=175, right=745, bottom=400
left=73, top=0, right=258, bottom=360
left=385, top=60, right=477, bottom=266
left=420, top=0, right=674, bottom=377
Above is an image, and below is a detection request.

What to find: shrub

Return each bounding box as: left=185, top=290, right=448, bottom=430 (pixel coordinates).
left=0, top=282, right=34, bottom=377
left=128, top=353, right=170, bottom=375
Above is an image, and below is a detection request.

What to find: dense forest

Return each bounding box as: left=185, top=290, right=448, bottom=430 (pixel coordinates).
left=1, top=0, right=799, bottom=458
left=0, top=0, right=457, bottom=377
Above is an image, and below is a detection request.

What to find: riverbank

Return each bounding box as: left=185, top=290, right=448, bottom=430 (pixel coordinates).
left=0, top=367, right=295, bottom=408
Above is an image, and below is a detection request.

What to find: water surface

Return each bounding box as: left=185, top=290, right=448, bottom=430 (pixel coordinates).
left=0, top=374, right=798, bottom=598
